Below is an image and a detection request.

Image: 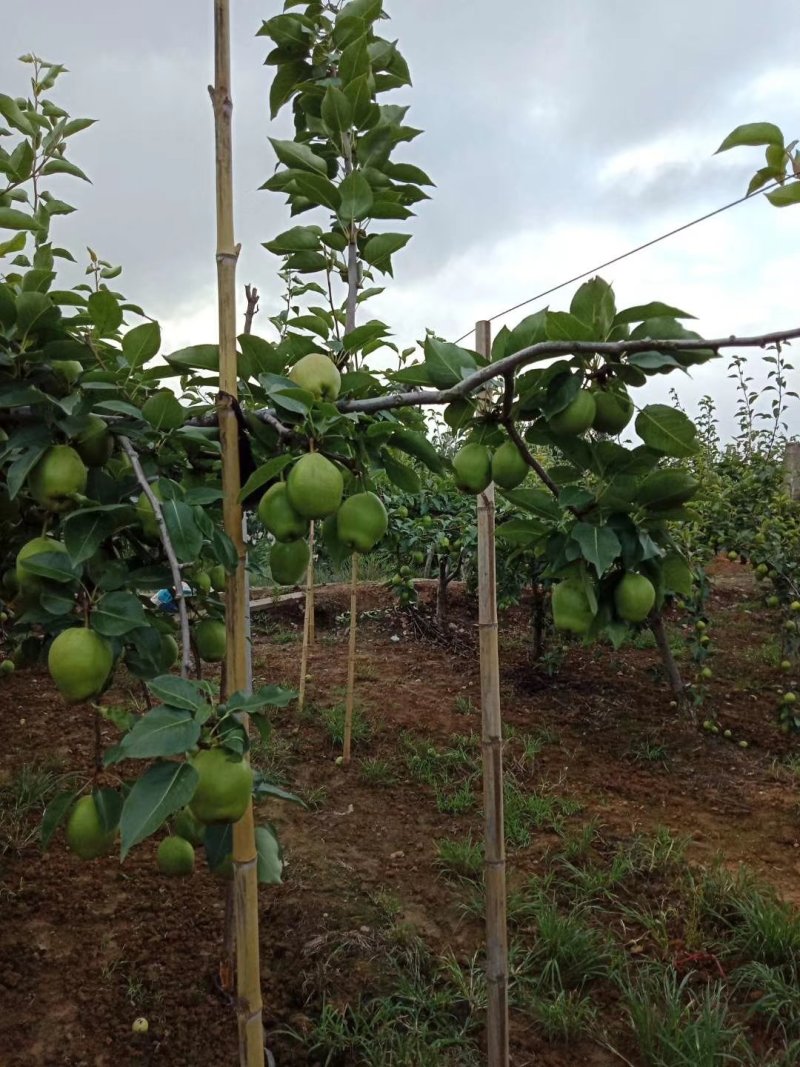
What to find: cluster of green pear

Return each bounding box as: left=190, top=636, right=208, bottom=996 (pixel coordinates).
left=452, top=439, right=529, bottom=494
left=65, top=747, right=253, bottom=877
left=256, top=354, right=389, bottom=583
left=552, top=572, right=656, bottom=635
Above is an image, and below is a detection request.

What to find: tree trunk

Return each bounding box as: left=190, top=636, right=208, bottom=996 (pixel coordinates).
left=531, top=583, right=545, bottom=661
left=650, top=611, right=693, bottom=723
left=436, top=558, right=449, bottom=628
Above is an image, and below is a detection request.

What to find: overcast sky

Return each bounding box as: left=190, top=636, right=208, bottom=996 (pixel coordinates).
left=4, top=1, right=800, bottom=439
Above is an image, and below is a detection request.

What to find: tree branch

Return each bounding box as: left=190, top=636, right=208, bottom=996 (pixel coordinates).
left=333, top=326, right=800, bottom=415
left=118, top=436, right=192, bottom=679
left=502, top=418, right=562, bottom=499
left=243, top=285, right=260, bottom=335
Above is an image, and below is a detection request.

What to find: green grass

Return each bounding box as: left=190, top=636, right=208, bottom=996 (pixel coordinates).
left=734, top=959, right=800, bottom=1037
left=435, top=835, right=483, bottom=881
left=321, top=701, right=372, bottom=750
left=0, top=763, right=76, bottom=854
left=630, top=739, right=669, bottom=765
left=360, top=758, right=397, bottom=787
left=522, top=988, right=598, bottom=1042
left=521, top=898, right=616, bottom=992
left=454, top=694, right=475, bottom=715
left=697, top=865, right=800, bottom=966
left=287, top=933, right=483, bottom=1066
left=503, top=778, right=582, bottom=849
left=622, top=966, right=748, bottom=1067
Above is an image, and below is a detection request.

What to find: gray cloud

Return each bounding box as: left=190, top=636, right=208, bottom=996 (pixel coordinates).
left=3, top=0, right=800, bottom=382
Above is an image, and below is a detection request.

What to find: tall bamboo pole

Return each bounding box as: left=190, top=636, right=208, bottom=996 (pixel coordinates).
left=342, top=553, right=359, bottom=764
left=475, top=320, right=509, bottom=1066
left=210, top=4, right=265, bottom=1065
left=307, top=520, right=316, bottom=645
left=297, top=523, right=316, bottom=712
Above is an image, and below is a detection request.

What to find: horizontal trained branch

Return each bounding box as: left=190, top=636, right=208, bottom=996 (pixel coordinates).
left=331, top=325, right=800, bottom=415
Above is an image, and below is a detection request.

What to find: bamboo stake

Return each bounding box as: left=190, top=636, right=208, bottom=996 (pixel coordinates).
left=209, top=4, right=265, bottom=1065
left=119, top=436, right=192, bottom=679
left=475, top=320, right=509, bottom=1067
left=308, top=520, right=316, bottom=645
left=342, top=553, right=359, bottom=765
left=297, top=523, right=316, bottom=712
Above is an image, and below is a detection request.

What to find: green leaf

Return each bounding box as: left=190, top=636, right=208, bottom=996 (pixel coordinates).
left=361, top=232, right=411, bottom=275
left=381, top=450, right=421, bottom=493
left=238, top=454, right=293, bottom=504
left=0, top=93, right=34, bottom=135
left=546, top=311, right=595, bottom=342
left=569, top=277, right=615, bottom=339
left=164, top=344, right=220, bottom=372
left=499, top=487, right=561, bottom=521
left=114, top=707, right=201, bottom=761
left=495, top=518, right=545, bottom=545
left=6, top=443, right=48, bottom=499
left=345, top=74, right=375, bottom=129
left=338, top=0, right=383, bottom=23
left=15, top=291, right=59, bottom=338
left=766, top=181, right=800, bottom=208
left=119, top=761, right=199, bottom=859
left=338, top=171, right=374, bottom=221
left=339, top=38, right=371, bottom=86
left=92, top=788, right=123, bottom=834
left=63, top=505, right=130, bottom=564
left=662, top=552, right=693, bottom=596
left=263, top=225, right=322, bottom=255
left=614, top=302, right=695, bottom=325
left=92, top=591, right=148, bottom=637
left=122, top=321, right=161, bottom=367
left=41, top=789, right=80, bottom=850
left=321, top=86, right=353, bottom=133
left=268, top=137, right=327, bottom=175
left=387, top=428, right=443, bottom=473
left=342, top=320, right=387, bottom=351
left=269, top=60, right=311, bottom=119
left=21, top=551, right=77, bottom=584
left=88, top=290, right=122, bottom=334
left=255, top=825, right=283, bottom=884
left=635, top=405, right=698, bottom=458
left=715, top=122, right=784, bottom=153
left=147, top=675, right=209, bottom=713
left=571, top=522, right=621, bottom=577
left=162, top=499, right=204, bottom=562
left=290, top=172, right=341, bottom=212
left=383, top=161, right=434, bottom=186
left=0, top=206, right=38, bottom=232
left=238, top=333, right=284, bottom=376
left=423, top=336, right=478, bottom=388
left=628, top=351, right=682, bottom=371
left=501, top=310, right=549, bottom=360
left=42, top=158, right=91, bottom=182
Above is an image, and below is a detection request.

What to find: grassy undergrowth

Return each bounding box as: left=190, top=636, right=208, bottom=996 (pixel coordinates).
left=284, top=726, right=800, bottom=1065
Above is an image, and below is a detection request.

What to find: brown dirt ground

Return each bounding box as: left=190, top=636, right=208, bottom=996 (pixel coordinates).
left=0, top=558, right=798, bottom=1066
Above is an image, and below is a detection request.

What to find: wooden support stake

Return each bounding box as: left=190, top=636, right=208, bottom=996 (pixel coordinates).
left=297, top=521, right=315, bottom=712
left=342, top=553, right=359, bottom=764
left=475, top=319, right=509, bottom=1067
left=308, top=520, right=316, bottom=645
left=210, top=4, right=264, bottom=1065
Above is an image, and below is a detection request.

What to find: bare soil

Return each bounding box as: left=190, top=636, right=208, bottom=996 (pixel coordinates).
left=0, top=557, right=798, bottom=1066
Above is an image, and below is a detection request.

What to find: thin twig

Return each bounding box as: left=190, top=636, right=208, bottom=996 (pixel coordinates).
left=119, top=436, right=192, bottom=679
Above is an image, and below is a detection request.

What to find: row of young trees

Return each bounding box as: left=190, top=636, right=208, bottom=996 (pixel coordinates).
left=2, top=6, right=799, bottom=1064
